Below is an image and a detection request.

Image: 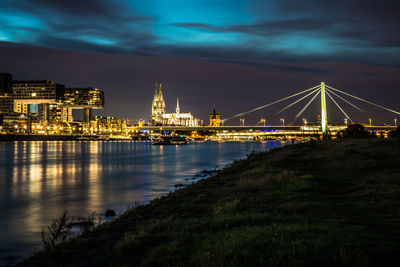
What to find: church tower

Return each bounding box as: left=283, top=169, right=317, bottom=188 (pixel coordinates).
left=151, top=84, right=159, bottom=116
left=157, top=83, right=166, bottom=113
left=176, top=98, right=180, bottom=114
left=209, top=106, right=220, bottom=127
left=150, top=83, right=166, bottom=125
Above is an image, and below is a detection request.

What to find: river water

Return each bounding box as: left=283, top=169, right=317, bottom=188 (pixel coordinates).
left=0, top=140, right=280, bottom=265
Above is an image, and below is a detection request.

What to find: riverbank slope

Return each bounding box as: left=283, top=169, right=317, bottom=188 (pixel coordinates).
left=20, top=138, right=400, bottom=266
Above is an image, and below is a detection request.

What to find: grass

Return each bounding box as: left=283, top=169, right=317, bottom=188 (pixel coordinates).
left=19, top=138, right=400, bottom=266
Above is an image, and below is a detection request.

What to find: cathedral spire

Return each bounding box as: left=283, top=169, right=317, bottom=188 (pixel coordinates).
left=153, top=84, right=158, bottom=100
left=158, top=83, right=164, bottom=101
left=176, top=98, right=180, bottom=114
left=157, top=83, right=166, bottom=110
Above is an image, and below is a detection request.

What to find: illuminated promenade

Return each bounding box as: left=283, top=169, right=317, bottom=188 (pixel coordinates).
left=130, top=125, right=396, bottom=138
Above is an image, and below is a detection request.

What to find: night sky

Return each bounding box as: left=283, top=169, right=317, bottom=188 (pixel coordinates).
left=1, top=0, right=400, bottom=125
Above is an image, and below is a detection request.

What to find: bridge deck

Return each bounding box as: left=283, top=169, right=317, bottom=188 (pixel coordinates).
left=129, top=125, right=396, bottom=132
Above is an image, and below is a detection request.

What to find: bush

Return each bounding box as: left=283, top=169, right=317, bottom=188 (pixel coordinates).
left=41, top=211, right=72, bottom=249
left=389, top=126, right=400, bottom=138
left=339, top=124, right=373, bottom=138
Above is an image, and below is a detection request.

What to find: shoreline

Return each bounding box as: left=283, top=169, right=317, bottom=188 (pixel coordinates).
left=19, top=138, right=400, bottom=266
left=1, top=141, right=270, bottom=266
left=0, top=134, right=82, bottom=142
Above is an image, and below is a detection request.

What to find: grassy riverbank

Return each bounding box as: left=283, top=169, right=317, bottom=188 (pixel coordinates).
left=20, top=138, right=400, bottom=266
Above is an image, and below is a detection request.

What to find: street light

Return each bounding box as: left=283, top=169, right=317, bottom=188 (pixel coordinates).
left=280, top=118, right=285, bottom=126
left=302, top=118, right=307, bottom=126
left=369, top=118, right=372, bottom=126
left=395, top=118, right=397, bottom=127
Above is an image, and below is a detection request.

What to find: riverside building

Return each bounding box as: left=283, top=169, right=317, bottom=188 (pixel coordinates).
left=12, top=80, right=65, bottom=123
left=209, top=106, right=221, bottom=127
left=0, top=73, right=105, bottom=134
left=62, top=87, right=104, bottom=123
left=149, top=83, right=199, bottom=126
left=94, top=116, right=126, bottom=134
left=0, top=73, right=15, bottom=114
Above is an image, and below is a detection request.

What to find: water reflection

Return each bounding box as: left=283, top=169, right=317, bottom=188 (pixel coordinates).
left=0, top=140, right=278, bottom=265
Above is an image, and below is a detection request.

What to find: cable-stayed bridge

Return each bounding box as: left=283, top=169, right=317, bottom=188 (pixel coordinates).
left=134, top=83, right=399, bottom=137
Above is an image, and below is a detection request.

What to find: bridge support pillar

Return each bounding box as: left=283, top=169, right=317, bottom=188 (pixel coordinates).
left=321, top=82, right=328, bottom=134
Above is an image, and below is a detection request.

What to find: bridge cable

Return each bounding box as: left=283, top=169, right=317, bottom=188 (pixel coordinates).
left=262, top=88, right=321, bottom=126
left=221, top=85, right=321, bottom=123
left=291, top=89, right=321, bottom=125
left=326, top=87, right=385, bottom=125
left=326, top=85, right=400, bottom=115
left=278, top=88, right=321, bottom=114
left=325, top=88, right=364, bottom=113
left=326, top=88, right=378, bottom=124
left=326, top=90, right=353, bottom=123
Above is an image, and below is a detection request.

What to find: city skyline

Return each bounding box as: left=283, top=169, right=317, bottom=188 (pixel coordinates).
left=1, top=0, right=400, bottom=124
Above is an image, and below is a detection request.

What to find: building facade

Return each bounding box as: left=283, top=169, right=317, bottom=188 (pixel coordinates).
left=150, top=83, right=166, bottom=124
left=209, top=106, right=221, bottom=127
left=0, top=96, right=13, bottom=113
left=11, top=80, right=64, bottom=124
left=0, top=74, right=105, bottom=128
left=62, top=87, right=104, bottom=123
left=95, top=116, right=126, bottom=134
left=149, top=84, right=198, bottom=126
left=0, top=73, right=13, bottom=96
left=161, top=98, right=198, bottom=126
left=0, top=113, right=30, bottom=134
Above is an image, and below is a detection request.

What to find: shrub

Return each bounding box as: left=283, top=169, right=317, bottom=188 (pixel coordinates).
left=339, top=124, right=373, bottom=138
left=388, top=126, right=400, bottom=138
left=41, top=211, right=72, bottom=249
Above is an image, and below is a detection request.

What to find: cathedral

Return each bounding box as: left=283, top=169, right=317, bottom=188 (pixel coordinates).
left=150, top=84, right=199, bottom=126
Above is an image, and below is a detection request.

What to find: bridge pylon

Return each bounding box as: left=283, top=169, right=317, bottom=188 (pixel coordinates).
left=321, top=82, right=328, bottom=134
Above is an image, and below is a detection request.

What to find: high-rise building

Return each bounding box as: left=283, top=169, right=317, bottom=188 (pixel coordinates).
left=209, top=106, right=220, bottom=127
left=62, top=87, right=104, bottom=107
left=62, top=87, right=104, bottom=123
left=12, top=80, right=65, bottom=123
left=12, top=80, right=64, bottom=101
left=0, top=73, right=14, bottom=114
left=0, top=73, right=13, bottom=96
left=0, top=73, right=107, bottom=134
left=0, top=76, right=105, bottom=124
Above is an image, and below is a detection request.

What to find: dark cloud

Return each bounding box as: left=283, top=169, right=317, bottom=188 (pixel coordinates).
left=173, top=18, right=335, bottom=36
left=3, top=0, right=156, bottom=57
left=215, top=59, right=333, bottom=74
left=361, top=72, right=379, bottom=77
left=170, top=0, right=400, bottom=68
left=12, top=0, right=134, bottom=18
left=253, top=0, right=400, bottom=46
left=4, top=0, right=400, bottom=69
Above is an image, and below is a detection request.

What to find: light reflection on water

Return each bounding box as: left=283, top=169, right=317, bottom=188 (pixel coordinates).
left=0, top=140, right=280, bottom=265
